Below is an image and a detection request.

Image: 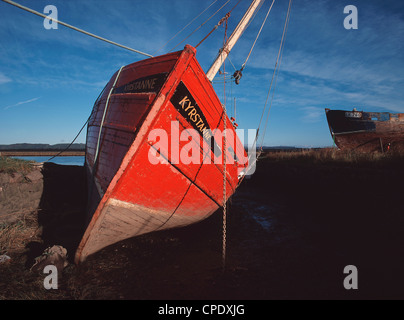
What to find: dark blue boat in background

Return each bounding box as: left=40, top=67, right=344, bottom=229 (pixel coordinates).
left=325, top=108, right=404, bottom=152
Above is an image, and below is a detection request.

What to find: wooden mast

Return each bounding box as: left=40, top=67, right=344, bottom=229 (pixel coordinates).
left=206, top=0, right=265, bottom=81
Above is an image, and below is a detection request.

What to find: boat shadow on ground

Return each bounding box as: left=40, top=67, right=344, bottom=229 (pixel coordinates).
left=20, top=157, right=404, bottom=299
left=25, top=162, right=87, bottom=266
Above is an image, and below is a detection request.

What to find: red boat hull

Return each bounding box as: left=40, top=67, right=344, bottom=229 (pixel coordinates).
left=75, top=45, right=248, bottom=263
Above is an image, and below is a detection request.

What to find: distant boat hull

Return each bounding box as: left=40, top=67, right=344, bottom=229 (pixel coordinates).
left=75, top=45, right=248, bottom=263
left=325, top=108, right=404, bottom=152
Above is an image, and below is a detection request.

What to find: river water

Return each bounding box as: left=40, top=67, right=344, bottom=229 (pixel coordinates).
left=12, top=156, right=85, bottom=166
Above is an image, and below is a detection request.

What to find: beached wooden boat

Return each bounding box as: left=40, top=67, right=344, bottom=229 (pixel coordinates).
left=325, top=108, right=404, bottom=152
left=74, top=1, right=267, bottom=263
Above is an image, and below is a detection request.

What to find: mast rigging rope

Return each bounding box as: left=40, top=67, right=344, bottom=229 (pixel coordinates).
left=222, top=17, right=229, bottom=273
left=241, top=0, right=275, bottom=71
left=257, top=0, right=292, bottom=156
left=154, top=0, right=220, bottom=55
left=237, top=0, right=292, bottom=183
left=195, top=12, right=230, bottom=49
left=171, top=0, right=244, bottom=52
left=169, top=0, right=231, bottom=52
left=227, top=0, right=273, bottom=85
left=45, top=117, right=89, bottom=163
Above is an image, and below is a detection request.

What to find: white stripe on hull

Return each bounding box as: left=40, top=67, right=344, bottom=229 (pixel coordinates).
left=79, top=197, right=217, bottom=260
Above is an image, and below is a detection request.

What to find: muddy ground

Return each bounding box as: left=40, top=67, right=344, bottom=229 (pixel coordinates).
left=1, top=153, right=404, bottom=300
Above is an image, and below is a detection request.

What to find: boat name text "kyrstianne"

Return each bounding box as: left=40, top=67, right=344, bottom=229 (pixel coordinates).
left=113, top=73, right=168, bottom=94
left=171, top=82, right=221, bottom=157
left=178, top=96, right=211, bottom=140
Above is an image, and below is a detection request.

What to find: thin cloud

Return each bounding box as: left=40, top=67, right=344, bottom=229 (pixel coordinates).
left=0, top=72, right=11, bottom=85
left=3, top=97, right=40, bottom=110
left=301, top=107, right=324, bottom=123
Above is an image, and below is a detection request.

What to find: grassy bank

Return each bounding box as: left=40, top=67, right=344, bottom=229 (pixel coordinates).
left=256, top=145, right=404, bottom=178
left=0, top=156, right=35, bottom=174
left=260, top=147, right=404, bottom=165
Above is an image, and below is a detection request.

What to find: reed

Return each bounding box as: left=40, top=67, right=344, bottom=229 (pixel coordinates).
left=260, top=147, right=404, bottom=166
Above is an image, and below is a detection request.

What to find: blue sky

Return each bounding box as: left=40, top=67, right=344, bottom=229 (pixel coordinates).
left=1, top=0, right=404, bottom=147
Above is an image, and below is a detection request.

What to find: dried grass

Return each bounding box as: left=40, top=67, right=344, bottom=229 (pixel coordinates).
left=0, top=214, right=40, bottom=256
left=0, top=156, right=35, bottom=174
left=0, top=213, right=49, bottom=300
left=260, top=147, right=404, bottom=166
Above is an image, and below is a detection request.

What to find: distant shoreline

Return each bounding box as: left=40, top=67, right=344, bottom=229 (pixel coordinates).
left=0, top=150, right=85, bottom=156
left=0, top=143, right=85, bottom=157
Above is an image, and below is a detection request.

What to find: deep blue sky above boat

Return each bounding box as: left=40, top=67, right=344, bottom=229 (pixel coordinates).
left=1, top=0, right=403, bottom=147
